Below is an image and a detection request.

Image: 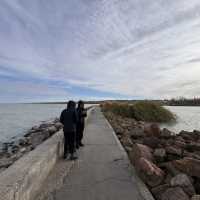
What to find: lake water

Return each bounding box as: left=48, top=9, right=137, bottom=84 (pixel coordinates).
left=160, top=106, right=200, bottom=133
left=0, top=104, right=91, bottom=142
left=0, top=104, right=199, bottom=142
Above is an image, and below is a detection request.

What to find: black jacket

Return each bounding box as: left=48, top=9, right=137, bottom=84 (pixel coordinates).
left=60, top=108, right=78, bottom=132
left=77, top=108, right=87, bottom=125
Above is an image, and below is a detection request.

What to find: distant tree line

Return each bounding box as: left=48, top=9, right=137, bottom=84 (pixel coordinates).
left=166, top=97, right=200, bottom=106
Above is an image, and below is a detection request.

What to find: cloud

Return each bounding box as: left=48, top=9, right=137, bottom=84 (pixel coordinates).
left=0, top=0, right=200, bottom=102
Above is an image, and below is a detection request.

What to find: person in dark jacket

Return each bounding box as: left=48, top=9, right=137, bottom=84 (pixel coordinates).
left=76, top=100, right=87, bottom=148
left=60, top=100, right=78, bottom=160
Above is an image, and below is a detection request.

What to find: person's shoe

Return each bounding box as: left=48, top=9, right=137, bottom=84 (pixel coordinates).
left=70, top=154, right=78, bottom=160
left=79, top=142, right=84, bottom=147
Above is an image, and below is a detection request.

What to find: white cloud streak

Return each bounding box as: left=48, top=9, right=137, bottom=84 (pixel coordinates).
left=0, top=0, right=200, bottom=101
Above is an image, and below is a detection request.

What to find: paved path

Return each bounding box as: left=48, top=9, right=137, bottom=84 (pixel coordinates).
left=55, top=107, right=145, bottom=200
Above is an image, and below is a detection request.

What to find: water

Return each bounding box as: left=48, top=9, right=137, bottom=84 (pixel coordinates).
left=0, top=104, right=91, bottom=142
left=160, top=106, right=200, bottom=133
left=0, top=104, right=199, bottom=142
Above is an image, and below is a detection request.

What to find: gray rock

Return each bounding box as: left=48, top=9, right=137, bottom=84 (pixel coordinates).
left=151, top=184, right=169, bottom=200
left=161, top=187, right=190, bottom=200
left=170, top=173, right=195, bottom=196
left=54, top=122, right=63, bottom=130
left=166, top=146, right=182, bottom=157
left=0, top=158, right=13, bottom=168
left=161, top=128, right=173, bottom=138
left=154, top=148, right=166, bottom=163
left=48, top=126, right=57, bottom=135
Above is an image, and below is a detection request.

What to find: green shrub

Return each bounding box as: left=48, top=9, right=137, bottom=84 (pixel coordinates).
left=102, top=101, right=175, bottom=123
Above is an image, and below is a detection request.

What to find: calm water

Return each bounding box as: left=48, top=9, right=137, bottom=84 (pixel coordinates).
left=0, top=105, right=199, bottom=142
left=160, top=106, right=200, bottom=133
left=0, top=104, right=91, bottom=142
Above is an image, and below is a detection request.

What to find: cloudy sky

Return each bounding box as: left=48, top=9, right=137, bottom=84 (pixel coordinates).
left=0, top=0, right=200, bottom=102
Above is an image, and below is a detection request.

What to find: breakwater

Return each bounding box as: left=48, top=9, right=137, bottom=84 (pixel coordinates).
left=104, top=111, right=200, bottom=200
left=0, top=118, right=63, bottom=173
left=0, top=106, right=94, bottom=200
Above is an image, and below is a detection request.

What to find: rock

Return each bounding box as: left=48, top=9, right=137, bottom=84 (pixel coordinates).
left=19, top=147, right=27, bottom=153
left=173, top=157, right=200, bottom=178
left=170, top=174, right=195, bottom=196
left=161, top=128, right=173, bottom=138
left=164, top=173, right=173, bottom=184
left=30, top=133, right=46, bottom=148
left=166, top=146, right=182, bottom=157
left=174, top=140, right=186, bottom=149
left=18, top=138, right=29, bottom=146
left=143, top=136, right=161, bottom=149
left=161, top=187, right=190, bottom=200
left=0, top=167, right=6, bottom=174
left=159, top=162, right=182, bottom=176
left=179, top=131, right=193, bottom=141
left=31, top=125, right=39, bottom=131
left=186, top=143, right=200, bottom=152
left=183, top=151, right=200, bottom=160
left=41, top=130, right=50, bottom=140
left=48, top=126, right=57, bottom=135
left=0, top=158, right=13, bottom=168
left=129, top=143, right=153, bottom=165
left=138, top=157, right=165, bottom=187
left=154, top=148, right=166, bottom=163
left=151, top=184, right=170, bottom=200
left=130, top=127, right=145, bottom=139
left=125, top=146, right=132, bottom=153
left=144, top=123, right=161, bottom=137
left=121, top=136, right=133, bottom=147
left=11, top=145, right=20, bottom=153
left=191, top=195, right=200, bottom=200
left=54, top=122, right=63, bottom=130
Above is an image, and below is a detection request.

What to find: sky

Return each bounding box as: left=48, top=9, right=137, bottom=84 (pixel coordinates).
left=0, top=0, right=200, bottom=102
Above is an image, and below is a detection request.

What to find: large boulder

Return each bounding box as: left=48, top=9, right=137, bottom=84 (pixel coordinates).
left=29, top=132, right=46, bottom=148
left=129, top=143, right=153, bottom=165
left=144, top=123, right=161, bottom=137
left=161, top=128, right=173, bottom=138
left=170, top=174, right=195, bottom=196
left=151, top=184, right=170, bottom=200
left=138, top=157, right=165, bottom=187
left=54, top=122, right=63, bottom=130
left=143, top=136, right=161, bottom=149
left=159, top=162, right=181, bottom=176
left=48, top=126, right=57, bottom=135
left=154, top=148, right=166, bottom=163
left=179, top=131, right=193, bottom=141
left=130, top=127, right=145, bottom=139
left=161, top=187, right=190, bottom=200
left=173, top=157, right=200, bottom=178
left=166, top=146, right=182, bottom=157
left=185, top=142, right=200, bottom=152
left=0, top=158, right=13, bottom=168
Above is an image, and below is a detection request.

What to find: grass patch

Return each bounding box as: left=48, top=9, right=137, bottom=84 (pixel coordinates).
left=101, top=101, right=176, bottom=123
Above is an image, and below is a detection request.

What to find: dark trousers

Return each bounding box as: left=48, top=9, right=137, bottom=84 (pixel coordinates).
left=76, top=123, right=84, bottom=145
left=64, top=131, right=76, bottom=156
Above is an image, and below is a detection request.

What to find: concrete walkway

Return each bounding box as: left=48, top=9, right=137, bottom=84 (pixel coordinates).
left=54, top=107, right=145, bottom=200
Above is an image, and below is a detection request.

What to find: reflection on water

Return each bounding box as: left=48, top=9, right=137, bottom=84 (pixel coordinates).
left=160, top=106, right=200, bottom=133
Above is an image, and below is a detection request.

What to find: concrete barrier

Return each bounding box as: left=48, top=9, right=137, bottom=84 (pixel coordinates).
left=0, top=107, right=94, bottom=200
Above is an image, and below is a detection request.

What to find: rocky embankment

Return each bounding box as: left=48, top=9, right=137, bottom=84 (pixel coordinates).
left=0, top=118, right=63, bottom=173
left=104, top=112, right=200, bottom=200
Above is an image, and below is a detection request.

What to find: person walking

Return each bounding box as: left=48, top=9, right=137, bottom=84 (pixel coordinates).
left=60, top=100, right=78, bottom=160
left=76, top=100, right=87, bottom=148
